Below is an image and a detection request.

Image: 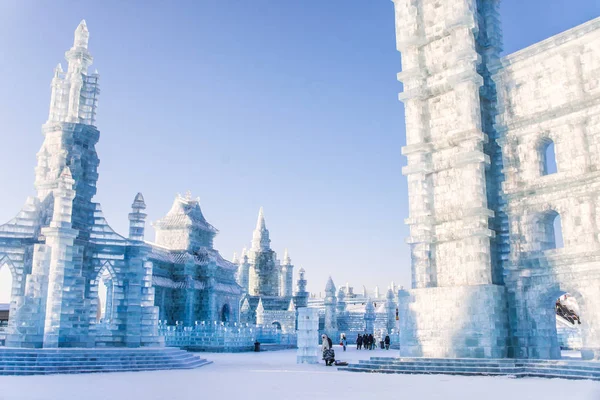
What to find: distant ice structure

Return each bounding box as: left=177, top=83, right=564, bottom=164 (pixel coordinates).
left=391, top=0, right=600, bottom=359
left=234, top=208, right=309, bottom=333
left=297, top=308, right=320, bottom=364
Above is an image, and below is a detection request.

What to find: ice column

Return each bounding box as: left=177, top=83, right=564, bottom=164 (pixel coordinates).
left=297, top=308, right=320, bottom=364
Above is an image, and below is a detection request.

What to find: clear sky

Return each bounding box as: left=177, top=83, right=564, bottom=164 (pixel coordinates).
left=0, top=0, right=597, bottom=300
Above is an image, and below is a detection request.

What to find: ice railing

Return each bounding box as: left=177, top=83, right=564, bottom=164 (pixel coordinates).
left=158, top=320, right=297, bottom=349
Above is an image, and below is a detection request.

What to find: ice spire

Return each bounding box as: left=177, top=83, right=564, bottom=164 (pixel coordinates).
left=74, top=20, right=89, bottom=49
left=251, top=207, right=271, bottom=251
left=287, top=298, right=296, bottom=312
left=283, top=248, right=291, bottom=265
left=232, top=252, right=239, bottom=264
left=128, top=192, right=147, bottom=241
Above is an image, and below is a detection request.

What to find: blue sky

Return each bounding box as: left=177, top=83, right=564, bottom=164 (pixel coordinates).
left=0, top=1, right=597, bottom=299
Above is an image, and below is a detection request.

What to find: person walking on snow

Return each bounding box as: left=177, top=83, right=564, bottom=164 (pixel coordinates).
left=322, top=334, right=335, bottom=366
left=384, top=335, right=391, bottom=350
left=341, top=334, right=347, bottom=352
left=356, top=334, right=363, bottom=350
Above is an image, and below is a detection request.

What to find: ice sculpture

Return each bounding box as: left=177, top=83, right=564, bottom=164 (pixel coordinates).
left=234, top=208, right=309, bottom=330
left=297, top=308, right=320, bottom=364
left=2, top=21, right=161, bottom=348
left=391, top=0, right=600, bottom=359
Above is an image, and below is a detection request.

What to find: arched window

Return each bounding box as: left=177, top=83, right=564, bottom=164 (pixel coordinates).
left=542, top=211, right=563, bottom=250
left=272, top=321, right=282, bottom=330
left=541, top=139, right=557, bottom=176
left=96, top=269, right=114, bottom=323
left=221, top=304, right=230, bottom=323
left=0, top=264, right=13, bottom=304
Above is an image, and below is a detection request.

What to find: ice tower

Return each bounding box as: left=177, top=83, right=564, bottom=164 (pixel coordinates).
left=392, top=0, right=600, bottom=359
left=2, top=21, right=161, bottom=348
left=392, top=0, right=509, bottom=358
left=235, top=208, right=308, bottom=328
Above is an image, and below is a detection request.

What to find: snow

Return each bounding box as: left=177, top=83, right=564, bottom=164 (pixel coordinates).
left=1, top=347, right=599, bottom=400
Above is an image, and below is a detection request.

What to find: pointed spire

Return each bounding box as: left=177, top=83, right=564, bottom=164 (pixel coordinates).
left=131, top=192, right=146, bottom=209
left=256, top=298, right=264, bottom=313
left=325, top=276, right=336, bottom=294
left=387, top=288, right=395, bottom=300
left=256, top=206, right=266, bottom=230
left=59, top=166, right=73, bottom=180
left=232, top=252, right=239, bottom=264
left=283, top=248, right=291, bottom=265
left=241, top=247, right=248, bottom=260
left=53, top=63, right=63, bottom=78
left=251, top=207, right=270, bottom=251
left=240, top=297, right=250, bottom=312
left=74, top=20, right=90, bottom=49
left=287, top=298, right=296, bottom=312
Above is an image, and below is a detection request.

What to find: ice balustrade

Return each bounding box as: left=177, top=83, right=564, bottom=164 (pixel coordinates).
left=158, top=320, right=297, bottom=350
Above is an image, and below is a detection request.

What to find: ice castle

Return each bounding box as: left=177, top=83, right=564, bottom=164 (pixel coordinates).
left=234, top=208, right=309, bottom=333
left=0, top=21, right=242, bottom=350
left=391, top=0, right=600, bottom=359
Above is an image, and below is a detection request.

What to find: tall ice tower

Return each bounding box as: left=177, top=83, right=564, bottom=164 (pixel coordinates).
left=392, top=0, right=509, bottom=357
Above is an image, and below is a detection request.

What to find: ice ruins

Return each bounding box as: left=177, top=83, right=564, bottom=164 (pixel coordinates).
left=390, top=0, right=600, bottom=361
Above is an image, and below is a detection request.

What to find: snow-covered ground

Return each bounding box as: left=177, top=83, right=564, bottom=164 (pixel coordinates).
left=1, top=347, right=599, bottom=400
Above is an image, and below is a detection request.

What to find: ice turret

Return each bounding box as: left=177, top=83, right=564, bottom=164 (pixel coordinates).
left=364, top=298, right=376, bottom=334
left=324, top=277, right=338, bottom=335
left=280, top=248, right=294, bottom=297
left=251, top=207, right=271, bottom=251
left=236, top=248, right=250, bottom=293
left=385, top=288, right=397, bottom=334
left=256, top=298, right=265, bottom=325
left=294, top=267, right=309, bottom=308
left=128, top=193, right=146, bottom=241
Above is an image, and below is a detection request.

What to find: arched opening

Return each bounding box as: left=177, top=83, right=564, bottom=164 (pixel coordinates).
left=272, top=321, right=282, bottom=331
left=541, top=139, right=557, bottom=176
left=220, top=304, right=230, bottom=323
left=554, top=293, right=582, bottom=357
left=96, top=269, right=114, bottom=324
left=0, top=264, right=13, bottom=330
left=540, top=211, right=563, bottom=250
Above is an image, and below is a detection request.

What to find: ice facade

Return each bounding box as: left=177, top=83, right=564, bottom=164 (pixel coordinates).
left=392, top=0, right=600, bottom=359
left=234, top=209, right=309, bottom=333
left=2, top=21, right=161, bottom=348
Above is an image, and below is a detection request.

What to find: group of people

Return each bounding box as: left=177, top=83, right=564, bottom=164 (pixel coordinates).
left=356, top=333, right=391, bottom=350
left=321, top=332, right=393, bottom=366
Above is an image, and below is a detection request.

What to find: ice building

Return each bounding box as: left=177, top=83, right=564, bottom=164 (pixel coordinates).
left=0, top=21, right=161, bottom=348
left=235, top=208, right=309, bottom=333
left=391, top=0, right=600, bottom=359
left=149, top=193, right=243, bottom=326
left=314, top=278, right=399, bottom=344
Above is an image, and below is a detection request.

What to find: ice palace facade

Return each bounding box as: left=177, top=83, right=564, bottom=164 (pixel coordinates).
left=392, top=0, right=600, bottom=359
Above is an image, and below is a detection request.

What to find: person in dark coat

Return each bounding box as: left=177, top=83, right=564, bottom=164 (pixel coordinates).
left=368, top=334, right=374, bottom=350
left=384, top=335, right=391, bottom=350
left=356, top=334, right=363, bottom=350
left=362, top=334, right=368, bottom=350
left=322, top=334, right=335, bottom=366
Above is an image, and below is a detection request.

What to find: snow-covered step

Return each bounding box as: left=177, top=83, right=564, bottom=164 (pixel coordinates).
left=0, top=347, right=212, bottom=375
left=339, top=357, right=600, bottom=381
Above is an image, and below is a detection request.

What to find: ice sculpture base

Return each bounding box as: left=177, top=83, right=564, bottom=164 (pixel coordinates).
left=398, top=285, right=509, bottom=358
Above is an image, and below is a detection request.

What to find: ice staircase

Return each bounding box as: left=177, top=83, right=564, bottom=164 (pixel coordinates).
left=0, top=347, right=212, bottom=375
left=338, top=357, right=600, bottom=381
